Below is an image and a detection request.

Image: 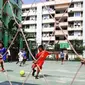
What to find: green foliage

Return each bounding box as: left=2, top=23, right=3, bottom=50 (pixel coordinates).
left=74, top=57, right=81, bottom=61
left=54, top=43, right=60, bottom=51
left=71, top=40, right=84, bottom=53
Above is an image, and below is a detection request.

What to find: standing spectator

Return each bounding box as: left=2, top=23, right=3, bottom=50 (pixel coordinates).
left=60, top=50, right=64, bottom=64
left=22, top=49, right=27, bottom=65
left=55, top=52, right=59, bottom=61
left=16, top=49, right=23, bottom=66
left=66, top=53, right=68, bottom=61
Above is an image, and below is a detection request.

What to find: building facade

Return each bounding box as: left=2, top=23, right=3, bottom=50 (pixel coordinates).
left=22, top=0, right=83, bottom=50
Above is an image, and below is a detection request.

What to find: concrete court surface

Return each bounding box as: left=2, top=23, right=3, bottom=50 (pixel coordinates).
left=0, top=61, right=85, bottom=85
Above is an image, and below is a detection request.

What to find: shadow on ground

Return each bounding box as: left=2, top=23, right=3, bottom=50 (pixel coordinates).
left=6, top=70, right=14, bottom=72
left=0, top=81, right=39, bottom=85
left=39, top=74, right=53, bottom=78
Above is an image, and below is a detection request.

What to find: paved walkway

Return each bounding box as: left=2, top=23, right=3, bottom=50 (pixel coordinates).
left=0, top=61, right=85, bottom=85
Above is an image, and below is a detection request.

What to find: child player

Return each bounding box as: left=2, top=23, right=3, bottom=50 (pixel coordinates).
left=0, top=41, right=7, bottom=71
left=32, top=45, right=54, bottom=79
left=60, top=50, right=64, bottom=64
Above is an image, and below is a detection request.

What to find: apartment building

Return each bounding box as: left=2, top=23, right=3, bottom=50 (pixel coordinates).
left=22, top=0, right=84, bottom=49
left=22, top=1, right=55, bottom=48
left=68, top=0, right=83, bottom=41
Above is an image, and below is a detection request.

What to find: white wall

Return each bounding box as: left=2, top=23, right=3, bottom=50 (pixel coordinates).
left=36, top=4, right=42, bottom=46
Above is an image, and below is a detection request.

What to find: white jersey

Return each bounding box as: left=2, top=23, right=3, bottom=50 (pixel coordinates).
left=18, top=51, right=23, bottom=61
left=7, top=50, right=11, bottom=56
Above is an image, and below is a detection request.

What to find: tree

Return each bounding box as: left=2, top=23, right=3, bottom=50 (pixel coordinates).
left=71, top=40, right=84, bottom=53
left=54, top=43, right=60, bottom=51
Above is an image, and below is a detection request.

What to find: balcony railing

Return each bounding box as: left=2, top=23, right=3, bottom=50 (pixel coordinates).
left=55, top=13, right=68, bottom=18
left=55, top=30, right=68, bottom=35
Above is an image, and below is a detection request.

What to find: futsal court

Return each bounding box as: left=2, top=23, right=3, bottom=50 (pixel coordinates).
left=0, top=61, right=85, bottom=85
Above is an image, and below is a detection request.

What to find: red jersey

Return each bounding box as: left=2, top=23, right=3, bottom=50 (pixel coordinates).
left=32, top=50, right=50, bottom=69
left=35, top=50, right=49, bottom=64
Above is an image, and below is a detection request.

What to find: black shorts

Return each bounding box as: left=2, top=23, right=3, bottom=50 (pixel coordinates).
left=61, top=58, right=64, bottom=61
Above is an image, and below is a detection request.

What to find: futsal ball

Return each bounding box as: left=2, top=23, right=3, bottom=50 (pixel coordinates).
left=20, top=70, right=25, bottom=77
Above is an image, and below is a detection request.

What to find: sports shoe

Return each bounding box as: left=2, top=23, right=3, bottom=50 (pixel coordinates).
left=35, top=75, right=39, bottom=79
left=1, top=68, right=5, bottom=72
left=32, top=69, right=36, bottom=76
left=19, top=65, right=22, bottom=66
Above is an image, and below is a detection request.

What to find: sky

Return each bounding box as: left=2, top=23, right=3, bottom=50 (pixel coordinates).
left=22, top=0, right=46, bottom=4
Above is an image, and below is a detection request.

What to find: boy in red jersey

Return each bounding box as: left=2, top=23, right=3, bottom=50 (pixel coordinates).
left=32, top=45, right=50, bottom=79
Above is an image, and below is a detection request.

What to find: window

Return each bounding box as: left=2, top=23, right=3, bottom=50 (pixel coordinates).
left=30, top=16, right=36, bottom=20
left=74, top=12, right=80, bottom=17
left=43, top=15, right=49, bottom=20
left=74, top=31, right=81, bottom=36
left=56, top=27, right=60, bottom=30
left=26, top=17, right=30, bottom=20
left=69, top=22, right=74, bottom=28
left=29, top=25, right=36, bottom=29
left=42, top=6, right=50, bottom=12
left=69, top=13, right=74, bottom=17
left=26, top=8, right=29, bottom=11
left=81, top=2, right=83, bottom=8
left=74, top=22, right=81, bottom=27
left=50, top=23, right=54, bottom=27
left=42, top=7, right=47, bottom=12
left=70, top=3, right=74, bottom=8
left=56, top=10, right=65, bottom=14
left=30, top=8, right=36, bottom=13
left=75, top=2, right=81, bottom=7
left=26, top=25, right=29, bottom=28
left=69, top=31, right=74, bottom=36
left=22, top=9, right=25, bottom=13
left=43, top=24, right=50, bottom=28
left=22, top=25, right=26, bottom=28
left=59, top=36, right=65, bottom=40
left=28, top=33, right=36, bottom=38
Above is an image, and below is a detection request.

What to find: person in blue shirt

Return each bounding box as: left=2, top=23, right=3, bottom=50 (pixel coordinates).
left=60, top=50, right=64, bottom=64
left=16, top=49, right=27, bottom=66
left=0, top=41, right=7, bottom=71
left=22, top=49, right=27, bottom=65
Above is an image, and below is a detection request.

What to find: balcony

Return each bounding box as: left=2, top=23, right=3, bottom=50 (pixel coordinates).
left=55, top=3, right=69, bottom=9
left=42, top=18, right=55, bottom=23
left=68, top=36, right=83, bottom=40
left=24, top=28, right=36, bottom=32
left=42, top=10, right=55, bottom=15
left=42, top=27, right=54, bottom=32
left=55, top=30, right=68, bottom=35
left=68, top=27, right=83, bottom=31
left=27, top=38, right=35, bottom=41
left=68, top=17, right=83, bottom=21
left=22, top=11, right=37, bottom=16
left=42, top=36, right=55, bottom=41
left=55, top=13, right=68, bottom=18
left=22, top=20, right=36, bottom=25
left=68, top=8, right=83, bottom=12
left=55, top=40, right=67, bottom=43
left=59, top=22, right=68, bottom=27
